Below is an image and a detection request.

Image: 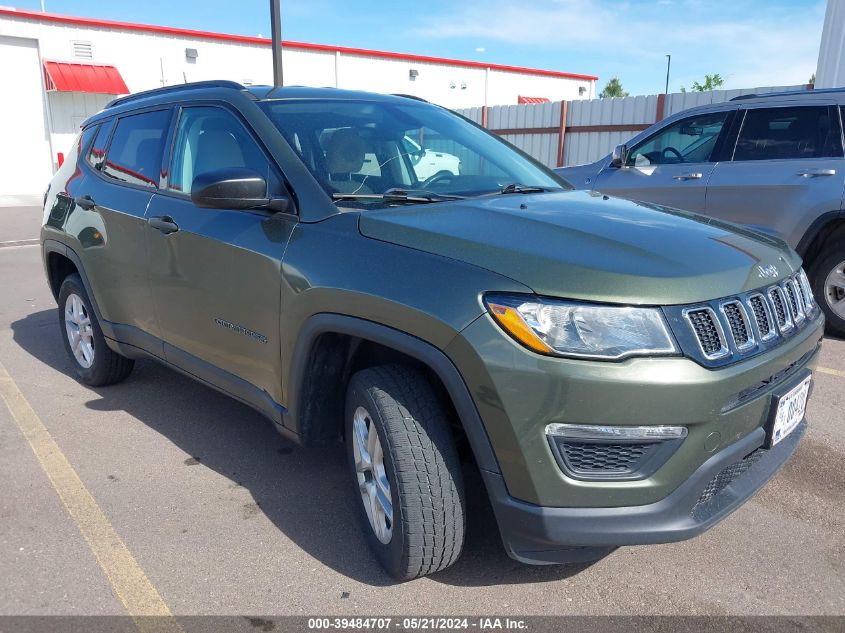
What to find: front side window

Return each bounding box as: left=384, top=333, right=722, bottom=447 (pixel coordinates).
left=102, top=110, right=171, bottom=188
left=259, top=99, right=565, bottom=204
left=168, top=106, right=272, bottom=195
left=627, top=111, right=729, bottom=167
left=733, top=106, right=843, bottom=161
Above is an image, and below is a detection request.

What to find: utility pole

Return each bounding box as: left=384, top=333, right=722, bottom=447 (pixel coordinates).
left=665, top=54, right=671, bottom=95
left=270, top=0, right=283, bottom=88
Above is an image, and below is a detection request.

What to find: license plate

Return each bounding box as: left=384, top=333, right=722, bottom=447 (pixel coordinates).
left=768, top=374, right=811, bottom=447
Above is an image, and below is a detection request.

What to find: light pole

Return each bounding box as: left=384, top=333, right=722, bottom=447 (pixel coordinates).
left=270, top=0, right=283, bottom=87
left=665, top=54, right=671, bottom=95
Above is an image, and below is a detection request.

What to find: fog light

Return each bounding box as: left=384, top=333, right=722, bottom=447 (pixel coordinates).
left=546, top=423, right=687, bottom=481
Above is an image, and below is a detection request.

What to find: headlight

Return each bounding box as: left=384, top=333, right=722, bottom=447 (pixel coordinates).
left=484, top=294, right=678, bottom=360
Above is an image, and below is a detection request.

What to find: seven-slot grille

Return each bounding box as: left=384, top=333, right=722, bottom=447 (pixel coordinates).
left=682, top=270, right=817, bottom=363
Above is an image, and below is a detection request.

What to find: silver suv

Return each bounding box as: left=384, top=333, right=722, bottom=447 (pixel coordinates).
left=557, top=88, right=845, bottom=337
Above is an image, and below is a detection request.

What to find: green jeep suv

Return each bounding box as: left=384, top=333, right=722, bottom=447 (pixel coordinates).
left=41, top=81, right=824, bottom=579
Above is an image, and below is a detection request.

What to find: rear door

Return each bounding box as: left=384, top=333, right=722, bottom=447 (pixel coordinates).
left=592, top=109, right=732, bottom=212
left=144, top=104, right=296, bottom=409
left=705, top=103, right=845, bottom=247
left=74, top=108, right=173, bottom=353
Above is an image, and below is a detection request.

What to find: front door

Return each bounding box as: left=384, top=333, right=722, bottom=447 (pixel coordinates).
left=144, top=105, right=296, bottom=410
left=704, top=104, right=845, bottom=247
left=593, top=109, right=732, bottom=212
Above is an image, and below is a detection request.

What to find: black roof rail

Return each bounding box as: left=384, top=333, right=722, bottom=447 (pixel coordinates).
left=728, top=87, right=837, bottom=101
left=391, top=93, right=430, bottom=103
left=106, top=80, right=245, bottom=108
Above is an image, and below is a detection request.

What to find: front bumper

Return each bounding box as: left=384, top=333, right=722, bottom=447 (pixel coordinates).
left=445, top=307, right=823, bottom=564
left=482, top=419, right=805, bottom=564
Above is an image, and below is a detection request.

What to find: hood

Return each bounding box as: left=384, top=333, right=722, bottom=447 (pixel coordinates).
left=357, top=190, right=799, bottom=306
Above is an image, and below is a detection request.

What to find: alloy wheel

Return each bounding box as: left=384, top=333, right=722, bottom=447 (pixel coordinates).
left=64, top=293, right=94, bottom=369
left=824, top=260, right=845, bottom=319
left=352, top=406, right=393, bottom=544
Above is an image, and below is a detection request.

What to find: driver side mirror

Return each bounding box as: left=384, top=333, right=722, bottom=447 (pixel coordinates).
left=611, top=144, right=629, bottom=168
left=191, top=168, right=290, bottom=213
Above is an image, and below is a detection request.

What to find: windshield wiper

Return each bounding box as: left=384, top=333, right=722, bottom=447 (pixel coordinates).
left=332, top=188, right=466, bottom=204
left=497, top=183, right=551, bottom=195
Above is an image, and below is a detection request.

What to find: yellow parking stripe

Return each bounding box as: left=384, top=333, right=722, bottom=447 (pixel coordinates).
left=0, top=360, right=182, bottom=633
left=817, top=366, right=845, bottom=378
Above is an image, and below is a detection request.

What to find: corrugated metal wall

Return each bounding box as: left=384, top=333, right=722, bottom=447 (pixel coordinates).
left=456, top=85, right=808, bottom=168
left=489, top=101, right=562, bottom=167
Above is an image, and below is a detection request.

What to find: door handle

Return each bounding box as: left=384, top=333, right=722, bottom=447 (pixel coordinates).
left=148, top=215, right=179, bottom=235
left=74, top=195, right=95, bottom=210
left=797, top=168, right=836, bottom=178
left=673, top=172, right=703, bottom=181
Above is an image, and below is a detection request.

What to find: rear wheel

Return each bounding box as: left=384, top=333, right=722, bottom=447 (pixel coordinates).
left=345, top=364, right=465, bottom=580
left=58, top=274, right=134, bottom=386
left=810, top=241, right=845, bottom=338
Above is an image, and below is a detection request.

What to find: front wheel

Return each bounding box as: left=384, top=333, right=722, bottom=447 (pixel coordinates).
left=810, top=241, right=845, bottom=338
left=345, top=364, right=465, bottom=580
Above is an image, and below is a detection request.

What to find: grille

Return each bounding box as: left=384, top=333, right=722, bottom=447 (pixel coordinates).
left=722, top=302, right=751, bottom=349
left=560, top=441, right=659, bottom=474
left=685, top=308, right=726, bottom=358
left=768, top=287, right=790, bottom=330
left=669, top=270, right=815, bottom=367
left=784, top=282, right=803, bottom=322
left=692, top=448, right=767, bottom=519
left=748, top=295, right=773, bottom=339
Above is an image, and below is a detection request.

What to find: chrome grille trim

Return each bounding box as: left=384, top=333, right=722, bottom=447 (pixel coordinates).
left=666, top=270, right=818, bottom=368
left=682, top=307, right=730, bottom=360
left=746, top=293, right=777, bottom=342
left=720, top=300, right=756, bottom=352
left=784, top=279, right=805, bottom=324
left=798, top=269, right=816, bottom=312
left=767, top=285, right=794, bottom=334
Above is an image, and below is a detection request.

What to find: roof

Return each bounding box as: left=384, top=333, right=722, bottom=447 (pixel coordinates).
left=43, top=60, right=128, bottom=94
left=0, top=6, right=598, bottom=82
left=87, top=83, right=439, bottom=126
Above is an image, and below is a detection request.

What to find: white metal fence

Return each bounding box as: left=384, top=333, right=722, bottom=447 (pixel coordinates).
left=455, top=85, right=811, bottom=168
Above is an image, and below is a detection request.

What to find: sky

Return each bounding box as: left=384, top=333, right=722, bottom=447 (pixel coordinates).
left=13, top=0, right=827, bottom=95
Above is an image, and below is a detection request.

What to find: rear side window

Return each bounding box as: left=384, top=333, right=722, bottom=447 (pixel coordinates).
left=733, top=106, right=843, bottom=161
left=86, top=119, right=114, bottom=170
left=102, top=110, right=171, bottom=188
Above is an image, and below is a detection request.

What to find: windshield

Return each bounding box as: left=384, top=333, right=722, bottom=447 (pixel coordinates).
left=258, top=99, right=569, bottom=206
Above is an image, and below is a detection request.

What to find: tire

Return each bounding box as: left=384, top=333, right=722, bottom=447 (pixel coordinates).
left=345, top=364, right=465, bottom=580
left=57, top=273, right=134, bottom=386
left=809, top=240, right=845, bottom=338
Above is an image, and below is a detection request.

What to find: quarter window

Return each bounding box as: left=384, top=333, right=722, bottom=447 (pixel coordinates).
left=168, top=107, right=272, bottom=195
left=102, top=110, right=171, bottom=188
left=627, top=112, right=729, bottom=167
left=733, top=106, right=843, bottom=161
left=86, top=119, right=114, bottom=170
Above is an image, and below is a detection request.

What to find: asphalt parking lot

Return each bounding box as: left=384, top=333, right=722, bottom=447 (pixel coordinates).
left=0, top=204, right=843, bottom=618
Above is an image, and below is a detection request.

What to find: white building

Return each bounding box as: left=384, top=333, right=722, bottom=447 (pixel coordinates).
left=0, top=6, right=597, bottom=198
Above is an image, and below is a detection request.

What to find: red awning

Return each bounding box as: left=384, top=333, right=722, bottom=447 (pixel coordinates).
left=43, top=61, right=129, bottom=94
left=517, top=96, right=550, bottom=104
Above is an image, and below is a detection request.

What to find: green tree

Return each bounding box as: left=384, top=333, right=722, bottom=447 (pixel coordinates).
left=809, top=72, right=816, bottom=85
left=680, top=74, right=725, bottom=92
left=599, top=77, right=629, bottom=98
